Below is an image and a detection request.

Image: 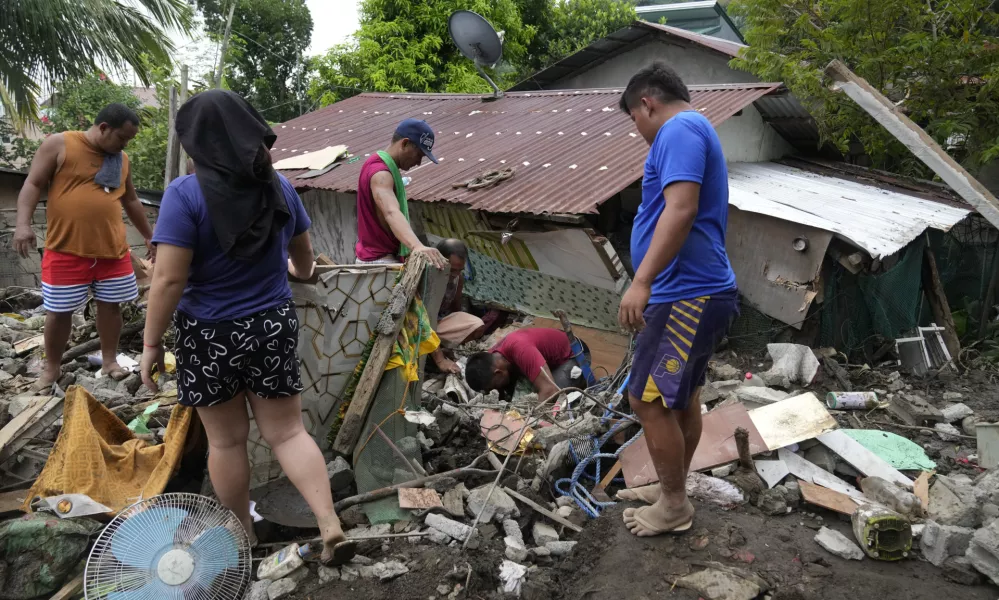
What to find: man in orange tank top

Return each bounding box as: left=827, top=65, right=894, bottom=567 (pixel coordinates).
left=13, top=104, right=155, bottom=390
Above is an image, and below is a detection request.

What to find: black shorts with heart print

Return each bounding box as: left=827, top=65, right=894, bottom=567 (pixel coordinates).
left=174, top=301, right=304, bottom=408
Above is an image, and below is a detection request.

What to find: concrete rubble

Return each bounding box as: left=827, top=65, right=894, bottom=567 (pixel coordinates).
left=922, top=521, right=976, bottom=567
left=814, top=527, right=865, bottom=561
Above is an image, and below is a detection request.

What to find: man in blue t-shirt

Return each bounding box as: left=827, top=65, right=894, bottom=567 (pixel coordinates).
left=616, top=62, right=740, bottom=536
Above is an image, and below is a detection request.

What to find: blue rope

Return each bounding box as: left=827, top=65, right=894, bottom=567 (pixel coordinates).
left=555, top=421, right=644, bottom=518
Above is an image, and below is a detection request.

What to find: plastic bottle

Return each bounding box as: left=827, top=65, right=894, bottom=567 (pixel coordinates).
left=402, top=176, right=412, bottom=187
left=859, top=476, right=921, bottom=517
left=257, top=542, right=312, bottom=581
left=742, top=372, right=766, bottom=387
left=826, top=391, right=879, bottom=410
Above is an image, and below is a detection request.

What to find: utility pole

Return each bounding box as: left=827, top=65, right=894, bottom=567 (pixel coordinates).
left=214, top=0, right=237, bottom=88
left=163, top=86, right=179, bottom=189
left=178, top=64, right=189, bottom=176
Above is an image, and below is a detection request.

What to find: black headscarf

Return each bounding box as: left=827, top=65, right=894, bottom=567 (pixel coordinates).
left=176, top=89, right=289, bottom=260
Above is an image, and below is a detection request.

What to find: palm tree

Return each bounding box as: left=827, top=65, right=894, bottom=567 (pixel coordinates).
left=0, top=0, right=192, bottom=132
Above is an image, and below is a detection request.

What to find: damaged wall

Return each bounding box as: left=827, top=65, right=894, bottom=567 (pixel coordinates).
left=300, top=189, right=359, bottom=265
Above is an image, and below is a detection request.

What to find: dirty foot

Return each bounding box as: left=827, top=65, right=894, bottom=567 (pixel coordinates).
left=615, top=484, right=661, bottom=504
left=101, top=363, right=130, bottom=381
left=321, top=536, right=356, bottom=567
left=29, top=365, right=61, bottom=392
left=623, top=498, right=694, bottom=537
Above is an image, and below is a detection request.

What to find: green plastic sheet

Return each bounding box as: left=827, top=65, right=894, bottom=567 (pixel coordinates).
left=842, top=429, right=936, bottom=471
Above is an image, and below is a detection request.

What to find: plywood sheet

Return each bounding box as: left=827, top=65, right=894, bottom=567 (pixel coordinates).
left=748, top=393, right=838, bottom=450
left=620, top=403, right=767, bottom=488
left=799, top=480, right=859, bottom=515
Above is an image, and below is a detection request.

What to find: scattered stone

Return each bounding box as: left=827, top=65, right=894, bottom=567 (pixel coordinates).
left=285, top=566, right=310, bottom=586
left=338, top=505, right=368, bottom=528
left=711, top=463, right=736, bottom=478
left=247, top=580, right=270, bottom=600
left=709, top=362, right=742, bottom=381
left=428, top=476, right=458, bottom=494
left=734, top=386, right=789, bottom=407
left=782, top=481, right=802, bottom=505
left=934, top=423, right=962, bottom=441
left=755, top=487, right=789, bottom=516
left=963, top=415, right=983, bottom=437
left=466, top=484, right=519, bottom=523
left=75, top=375, right=98, bottom=394
left=7, top=395, right=36, bottom=419
left=504, top=536, right=529, bottom=562
left=361, top=561, right=408, bottom=581
left=1, top=361, right=25, bottom=377
left=417, top=430, right=434, bottom=451
left=267, top=577, right=297, bottom=600
left=814, top=527, right=864, bottom=561
left=545, top=541, right=577, bottom=556
left=675, top=564, right=768, bottom=600
left=943, top=556, right=984, bottom=586
left=340, top=566, right=360, bottom=582
left=554, top=496, right=574, bottom=509
left=887, top=377, right=906, bottom=393
left=921, top=521, right=975, bottom=567
left=351, top=554, right=374, bottom=566
left=426, top=513, right=477, bottom=548
left=532, top=413, right=601, bottom=448
left=0, top=370, right=11, bottom=383
left=941, top=403, right=974, bottom=423
left=442, top=486, right=465, bottom=518
left=93, top=388, right=129, bottom=408
left=0, top=342, right=14, bottom=359
left=804, top=445, right=838, bottom=474
left=942, top=391, right=963, bottom=401
left=532, top=522, right=559, bottom=546
left=928, top=475, right=981, bottom=528
left=427, top=529, right=451, bottom=545
left=532, top=546, right=551, bottom=557
left=478, top=522, right=499, bottom=540
left=327, top=456, right=354, bottom=492
left=318, top=566, right=340, bottom=584
left=117, top=373, right=143, bottom=395
left=502, top=519, right=524, bottom=546
left=966, top=519, right=999, bottom=585
left=556, top=505, right=574, bottom=519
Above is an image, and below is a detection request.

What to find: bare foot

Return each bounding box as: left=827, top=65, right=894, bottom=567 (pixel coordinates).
left=615, top=484, right=661, bottom=504
left=101, top=363, right=130, bottom=381
left=622, top=498, right=694, bottom=537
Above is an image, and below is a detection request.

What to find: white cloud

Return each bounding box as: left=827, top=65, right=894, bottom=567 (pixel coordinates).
left=306, top=0, right=360, bottom=56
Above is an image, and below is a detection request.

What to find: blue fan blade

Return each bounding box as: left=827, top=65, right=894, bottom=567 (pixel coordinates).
left=189, top=526, right=239, bottom=582
left=111, top=507, right=188, bottom=569
left=107, top=577, right=170, bottom=600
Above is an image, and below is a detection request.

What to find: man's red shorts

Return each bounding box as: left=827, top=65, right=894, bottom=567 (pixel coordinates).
left=41, top=250, right=138, bottom=313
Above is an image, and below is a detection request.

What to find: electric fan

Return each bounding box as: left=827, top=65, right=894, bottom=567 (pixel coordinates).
left=84, top=493, right=252, bottom=600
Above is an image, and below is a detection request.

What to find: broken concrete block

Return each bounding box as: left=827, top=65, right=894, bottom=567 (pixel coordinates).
left=75, top=375, right=98, bottom=394
left=426, top=529, right=451, bottom=545
left=943, top=556, right=984, bottom=586
left=503, top=519, right=524, bottom=546
left=966, top=519, right=999, bottom=585
left=975, top=470, right=999, bottom=507
left=734, top=386, right=789, bottom=407
left=934, top=422, right=962, bottom=441
left=755, top=487, right=789, bottom=516
left=93, top=388, right=128, bottom=408
left=340, top=565, right=359, bottom=582
left=709, top=362, right=742, bottom=381
left=267, top=577, right=298, bottom=600
left=675, top=564, right=768, bottom=600
left=538, top=440, right=571, bottom=480
left=804, top=445, right=838, bottom=474
left=532, top=413, right=601, bottom=448
left=361, top=561, right=408, bottom=581
left=889, top=394, right=943, bottom=426
left=942, top=391, right=963, bottom=401
left=504, top=536, right=529, bottom=562
left=815, top=527, right=864, bottom=560
left=442, top=486, right=465, bottom=518
left=247, top=580, right=270, bottom=600
left=7, top=395, right=36, bottom=419
left=466, top=484, right=519, bottom=523
left=545, top=541, right=577, bottom=556
left=921, top=521, right=975, bottom=567
left=556, top=505, right=574, bottom=519
left=532, top=522, right=559, bottom=546
left=941, top=403, right=974, bottom=423
left=426, top=513, right=476, bottom=546
left=318, top=565, right=340, bottom=584
left=116, top=372, right=143, bottom=395
left=326, top=456, right=353, bottom=492
left=928, top=475, right=981, bottom=528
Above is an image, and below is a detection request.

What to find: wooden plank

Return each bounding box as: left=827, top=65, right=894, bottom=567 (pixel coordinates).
left=778, top=447, right=866, bottom=501
left=921, top=247, right=961, bottom=361
left=914, top=471, right=932, bottom=511
left=591, top=460, right=623, bottom=502
left=49, top=570, right=84, bottom=600
left=799, top=480, right=860, bottom=515
left=398, top=487, right=444, bottom=510
left=824, top=60, right=999, bottom=230
left=0, top=395, right=62, bottom=463
left=13, top=334, right=43, bottom=354
left=0, top=489, right=27, bottom=515
left=503, top=486, right=583, bottom=533
left=529, top=316, right=628, bottom=376
left=816, top=430, right=913, bottom=489
left=332, top=253, right=430, bottom=455
left=747, top=393, right=838, bottom=451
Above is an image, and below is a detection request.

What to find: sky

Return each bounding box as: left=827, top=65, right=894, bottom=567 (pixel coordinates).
left=306, top=0, right=361, bottom=56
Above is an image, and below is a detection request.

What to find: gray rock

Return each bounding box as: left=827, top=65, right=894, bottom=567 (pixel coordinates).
left=545, top=541, right=577, bottom=557
left=942, top=391, right=963, bottom=401
left=327, top=456, right=354, bottom=492
left=675, top=566, right=767, bottom=600
left=532, top=522, right=559, bottom=546
left=554, top=496, right=574, bottom=508
left=0, top=370, right=11, bottom=383
left=755, top=487, right=789, bottom=516
left=350, top=554, right=374, bottom=566
left=941, top=403, right=974, bottom=423
left=426, top=529, right=451, bottom=545
left=466, top=484, right=519, bottom=523
left=285, top=566, right=310, bottom=586
left=921, top=521, right=975, bottom=567
left=532, top=546, right=551, bottom=557
left=339, top=566, right=359, bottom=582
left=943, top=556, right=984, bottom=586
left=814, top=527, right=864, bottom=560
left=247, top=580, right=270, bottom=600
left=93, top=388, right=129, bottom=408
left=935, top=423, right=962, bottom=441
left=0, top=341, right=14, bottom=359
left=117, top=373, right=143, bottom=395
left=929, top=475, right=981, bottom=528
left=963, top=415, right=983, bottom=436
left=1, top=360, right=25, bottom=376
left=505, top=540, right=529, bottom=562
left=442, top=485, right=465, bottom=518
left=318, top=566, right=340, bottom=584
left=426, top=513, right=477, bottom=548
left=734, top=386, right=790, bottom=407
left=709, top=363, right=742, bottom=381
left=804, top=445, right=838, bottom=474
left=974, top=469, right=999, bottom=505
left=364, top=561, right=408, bottom=581
left=75, top=375, right=98, bottom=393
left=966, top=519, right=999, bottom=585
left=532, top=413, right=602, bottom=448
left=267, top=577, right=297, bottom=600
left=7, top=395, right=37, bottom=419
left=502, top=519, right=524, bottom=545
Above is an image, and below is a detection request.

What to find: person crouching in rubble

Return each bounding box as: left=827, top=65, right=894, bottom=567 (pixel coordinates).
left=465, top=328, right=586, bottom=401
left=138, top=90, right=356, bottom=565
left=434, top=239, right=487, bottom=345
left=614, top=63, right=739, bottom=536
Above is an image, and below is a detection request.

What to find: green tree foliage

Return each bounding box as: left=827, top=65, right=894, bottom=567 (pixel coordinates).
left=43, top=75, right=142, bottom=133
left=309, top=0, right=532, bottom=107
left=196, top=0, right=313, bottom=122
left=730, top=0, right=999, bottom=176
left=0, top=120, right=41, bottom=171
left=0, top=0, right=191, bottom=131
left=518, top=0, right=637, bottom=77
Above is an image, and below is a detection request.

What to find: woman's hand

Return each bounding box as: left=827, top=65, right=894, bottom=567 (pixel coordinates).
left=140, top=343, right=166, bottom=393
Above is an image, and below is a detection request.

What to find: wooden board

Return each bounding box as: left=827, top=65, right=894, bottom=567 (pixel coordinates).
left=0, top=490, right=27, bottom=515
left=778, top=448, right=866, bottom=501
left=49, top=570, right=83, bottom=600
left=914, top=471, right=932, bottom=511
left=528, top=316, right=629, bottom=376
left=799, top=480, right=860, bottom=515
left=747, top=393, right=838, bottom=451
left=619, top=403, right=767, bottom=488
left=0, top=395, right=62, bottom=463
left=13, top=334, right=43, bottom=354
left=398, top=488, right=444, bottom=510
left=816, top=430, right=913, bottom=489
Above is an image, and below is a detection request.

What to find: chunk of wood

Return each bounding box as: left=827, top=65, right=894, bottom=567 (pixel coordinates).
left=49, top=568, right=83, bottom=600
left=921, top=247, right=961, bottom=362
left=332, top=253, right=430, bottom=455
left=0, top=490, right=28, bottom=515
left=799, top=480, right=859, bottom=515
left=0, top=395, right=63, bottom=463
left=591, top=460, right=622, bottom=503
left=503, top=486, right=583, bottom=533
left=816, top=430, right=913, bottom=489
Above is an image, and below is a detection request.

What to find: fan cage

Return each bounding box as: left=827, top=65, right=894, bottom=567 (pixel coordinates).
left=84, top=493, right=252, bottom=600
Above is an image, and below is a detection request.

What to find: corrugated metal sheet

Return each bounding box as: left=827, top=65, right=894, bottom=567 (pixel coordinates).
left=727, top=162, right=971, bottom=258
left=274, top=83, right=782, bottom=215
left=636, top=21, right=746, bottom=57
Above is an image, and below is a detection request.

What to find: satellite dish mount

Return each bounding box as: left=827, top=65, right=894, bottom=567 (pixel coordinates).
left=449, top=10, right=505, bottom=100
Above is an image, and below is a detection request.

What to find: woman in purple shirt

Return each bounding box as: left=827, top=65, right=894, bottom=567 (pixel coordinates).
left=139, top=90, right=355, bottom=565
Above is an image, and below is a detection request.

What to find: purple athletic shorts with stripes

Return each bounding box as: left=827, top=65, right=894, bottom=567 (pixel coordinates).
left=627, top=289, right=739, bottom=410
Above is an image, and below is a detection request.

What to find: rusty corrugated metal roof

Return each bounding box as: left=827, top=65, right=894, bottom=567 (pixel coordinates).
left=273, top=83, right=782, bottom=215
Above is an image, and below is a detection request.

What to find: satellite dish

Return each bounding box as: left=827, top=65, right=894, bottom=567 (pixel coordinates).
left=448, top=10, right=505, bottom=99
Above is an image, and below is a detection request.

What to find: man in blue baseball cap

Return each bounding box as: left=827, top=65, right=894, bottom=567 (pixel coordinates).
left=355, top=118, right=459, bottom=374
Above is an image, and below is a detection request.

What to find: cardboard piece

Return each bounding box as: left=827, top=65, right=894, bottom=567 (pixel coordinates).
left=747, top=393, right=838, bottom=450
left=816, top=430, right=913, bottom=489
left=398, top=488, right=444, bottom=510
left=799, top=479, right=859, bottom=515
left=620, top=403, right=767, bottom=488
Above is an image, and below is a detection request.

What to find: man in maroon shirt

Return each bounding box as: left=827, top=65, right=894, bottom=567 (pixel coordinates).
left=466, top=328, right=583, bottom=400
left=355, top=118, right=448, bottom=269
